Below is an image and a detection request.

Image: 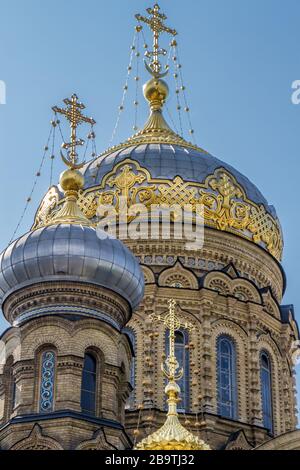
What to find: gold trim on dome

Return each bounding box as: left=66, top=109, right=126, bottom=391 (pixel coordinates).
left=33, top=160, right=283, bottom=260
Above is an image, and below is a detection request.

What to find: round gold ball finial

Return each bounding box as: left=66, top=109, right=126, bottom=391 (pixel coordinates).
left=143, top=78, right=169, bottom=110
left=59, top=169, right=84, bottom=192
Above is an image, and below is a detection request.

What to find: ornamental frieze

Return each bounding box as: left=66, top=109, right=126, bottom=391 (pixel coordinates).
left=32, top=159, right=283, bottom=260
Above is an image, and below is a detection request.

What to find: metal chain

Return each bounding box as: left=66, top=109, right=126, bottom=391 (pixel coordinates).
left=174, top=44, right=196, bottom=143
left=108, top=29, right=137, bottom=147
left=9, top=120, right=55, bottom=244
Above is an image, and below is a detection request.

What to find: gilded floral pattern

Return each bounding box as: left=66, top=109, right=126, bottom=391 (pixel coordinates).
left=33, top=160, right=283, bottom=260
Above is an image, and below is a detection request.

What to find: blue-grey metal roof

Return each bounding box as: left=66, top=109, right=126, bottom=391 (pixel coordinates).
left=82, top=143, right=277, bottom=218
left=0, top=224, right=144, bottom=310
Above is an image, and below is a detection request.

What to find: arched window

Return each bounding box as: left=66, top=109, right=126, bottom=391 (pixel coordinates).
left=39, top=351, right=56, bottom=413
left=81, top=353, right=97, bottom=416
left=217, top=336, right=237, bottom=419
left=260, top=351, right=273, bottom=433
left=165, top=330, right=190, bottom=412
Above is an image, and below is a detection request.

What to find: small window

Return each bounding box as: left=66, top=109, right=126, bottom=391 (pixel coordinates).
left=217, top=336, right=237, bottom=419
left=81, top=353, right=97, bottom=416
left=171, top=282, right=183, bottom=288
left=260, top=351, right=273, bottom=433
left=39, top=351, right=56, bottom=413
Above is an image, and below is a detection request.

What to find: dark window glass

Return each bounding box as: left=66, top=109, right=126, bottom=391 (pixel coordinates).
left=260, top=352, right=273, bottom=433
left=217, top=336, right=237, bottom=419
left=81, top=353, right=97, bottom=415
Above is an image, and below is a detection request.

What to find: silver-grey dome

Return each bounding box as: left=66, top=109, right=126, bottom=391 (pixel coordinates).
left=82, top=143, right=277, bottom=217
left=0, top=224, right=144, bottom=310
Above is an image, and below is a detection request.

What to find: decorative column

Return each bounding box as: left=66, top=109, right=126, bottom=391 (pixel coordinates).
left=248, top=315, right=262, bottom=427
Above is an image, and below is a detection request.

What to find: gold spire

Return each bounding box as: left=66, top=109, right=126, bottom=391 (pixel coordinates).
left=99, top=4, right=205, bottom=156
left=46, top=94, right=95, bottom=227
left=109, top=4, right=201, bottom=152
left=135, top=300, right=210, bottom=451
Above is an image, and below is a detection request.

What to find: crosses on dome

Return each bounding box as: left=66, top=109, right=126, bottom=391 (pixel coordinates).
left=135, top=3, right=177, bottom=78
left=52, top=94, right=96, bottom=169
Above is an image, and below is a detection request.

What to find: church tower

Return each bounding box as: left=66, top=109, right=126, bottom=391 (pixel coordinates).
left=0, top=3, right=299, bottom=451
left=0, top=95, right=144, bottom=450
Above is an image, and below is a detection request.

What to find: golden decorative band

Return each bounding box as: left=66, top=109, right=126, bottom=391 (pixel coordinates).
left=33, top=160, right=283, bottom=261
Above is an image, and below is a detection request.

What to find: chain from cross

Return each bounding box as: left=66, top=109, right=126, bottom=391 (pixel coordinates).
left=52, top=94, right=96, bottom=169
left=150, top=299, right=195, bottom=382
left=135, top=3, right=177, bottom=78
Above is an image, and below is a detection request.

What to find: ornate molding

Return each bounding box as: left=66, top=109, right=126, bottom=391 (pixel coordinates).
left=33, top=161, right=283, bottom=260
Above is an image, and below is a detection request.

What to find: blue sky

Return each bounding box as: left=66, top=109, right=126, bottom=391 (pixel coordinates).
left=0, top=0, right=300, bottom=414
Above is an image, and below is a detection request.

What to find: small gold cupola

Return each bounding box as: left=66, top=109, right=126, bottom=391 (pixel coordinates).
left=46, top=94, right=96, bottom=227
left=135, top=300, right=210, bottom=451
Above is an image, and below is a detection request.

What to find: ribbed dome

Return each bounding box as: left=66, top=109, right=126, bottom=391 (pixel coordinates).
left=0, top=224, right=144, bottom=310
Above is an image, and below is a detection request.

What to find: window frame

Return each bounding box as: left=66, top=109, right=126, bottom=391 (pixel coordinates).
left=39, top=349, right=57, bottom=414
left=260, top=350, right=273, bottom=434
left=80, top=351, right=98, bottom=417
left=216, top=335, right=238, bottom=420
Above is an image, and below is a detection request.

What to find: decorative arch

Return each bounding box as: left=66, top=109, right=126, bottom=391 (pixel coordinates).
left=231, top=279, right=261, bottom=303
left=22, top=325, right=67, bottom=358
left=158, top=261, right=198, bottom=289
left=204, top=271, right=262, bottom=303
left=72, top=324, right=119, bottom=365
left=205, top=272, right=231, bottom=295
left=261, top=290, right=281, bottom=320
left=11, top=424, right=63, bottom=450
left=76, top=430, right=116, bottom=450
left=141, top=265, right=155, bottom=284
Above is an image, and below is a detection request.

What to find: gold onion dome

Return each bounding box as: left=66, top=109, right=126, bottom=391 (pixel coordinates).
left=135, top=381, right=210, bottom=451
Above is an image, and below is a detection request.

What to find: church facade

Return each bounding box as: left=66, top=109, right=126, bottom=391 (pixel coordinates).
left=0, top=4, right=299, bottom=451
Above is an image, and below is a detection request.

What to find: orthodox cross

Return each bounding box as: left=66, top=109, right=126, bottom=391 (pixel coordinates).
left=135, top=3, right=177, bottom=77
left=52, top=94, right=96, bottom=169
left=150, top=299, right=195, bottom=382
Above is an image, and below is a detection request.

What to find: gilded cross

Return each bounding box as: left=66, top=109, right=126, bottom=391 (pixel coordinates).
left=150, top=299, right=195, bottom=382
left=52, top=94, right=96, bottom=169
left=135, top=3, right=177, bottom=77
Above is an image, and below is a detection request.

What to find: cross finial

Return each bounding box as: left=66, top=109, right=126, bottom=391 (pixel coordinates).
left=135, top=3, right=177, bottom=78
left=52, top=94, right=96, bottom=169
left=150, top=299, right=195, bottom=382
